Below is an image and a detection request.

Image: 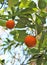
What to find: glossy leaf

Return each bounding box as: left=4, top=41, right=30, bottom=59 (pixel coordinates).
left=38, top=0, right=46, bottom=9
left=27, top=48, right=39, bottom=54
left=20, top=8, right=34, bottom=15
left=0, top=20, right=6, bottom=26
left=36, top=23, right=43, bottom=34
left=19, top=0, right=30, bottom=8
left=36, top=14, right=46, bottom=24
left=14, top=30, right=28, bottom=42
left=10, top=30, right=16, bottom=35
left=29, top=1, right=37, bottom=8
left=8, top=0, right=19, bottom=7
left=16, top=17, right=32, bottom=28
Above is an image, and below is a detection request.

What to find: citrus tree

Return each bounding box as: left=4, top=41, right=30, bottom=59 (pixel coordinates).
left=0, top=0, right=47, bottom=65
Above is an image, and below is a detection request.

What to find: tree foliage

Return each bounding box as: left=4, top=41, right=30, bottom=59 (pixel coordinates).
left=0, top=0, right=47, bottom=65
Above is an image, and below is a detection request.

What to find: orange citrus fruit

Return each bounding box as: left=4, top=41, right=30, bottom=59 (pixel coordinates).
left=6, top=20, right=15, bottom=29
left=24, top=35, right=36, bottom=47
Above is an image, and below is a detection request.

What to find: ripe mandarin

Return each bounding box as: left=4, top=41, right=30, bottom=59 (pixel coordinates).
left=24, top=35, right=36, bottom=47
left=6, top=20, right=15, bottom=29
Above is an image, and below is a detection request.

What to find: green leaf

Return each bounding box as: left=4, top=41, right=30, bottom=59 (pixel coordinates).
left=44, top=62, right=47, bottom=65
left=15, top=44, right=20, bottom=48
left=0, top=0, right=4, bottom=3
left=45, top=0, right=47, bottom=3
left=36, top=57, right=43, bottom=65
left=4, top=48, right=7, bottom=53
left=36, top=16, right=42, bottom=25
left=16, top=19, right=26, bottom=28
left=1, top=44, right=7, bottom=46
left=36, top=24, right=43, bottom=34
left=19, top=0, right=30, bottom=8
left=40, top=12, right=47, bottom=17
left=38, top=0, right=46, bottom=9
left=14, top=30, right=28, bottom=42
left=39, top=32, right=45, bottom=43
left=8, top=45, right=11, bottom=51
left=10, top=30, right=16, bottom=35
left=16, top=17, right=32, bottom=28
left=42, top=32, right=47, bottom=48
left=38, top=32, right=45, bottom=51
left=36, top=14, right=46, bottom=24
left=0, top=20, right=6, bottom=26
left=29, top=1, right=37, bottom=8
left=20, top=8, right=34, bottom=15
left=10, top=30, right=28, bottom=42
left=8, top=0, right=19, bottom=7
left=1, top=60, right=5, bottom=63
left=21, top=0, right=31, bottom=3
left=27, top=48, right=39, bottom=54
